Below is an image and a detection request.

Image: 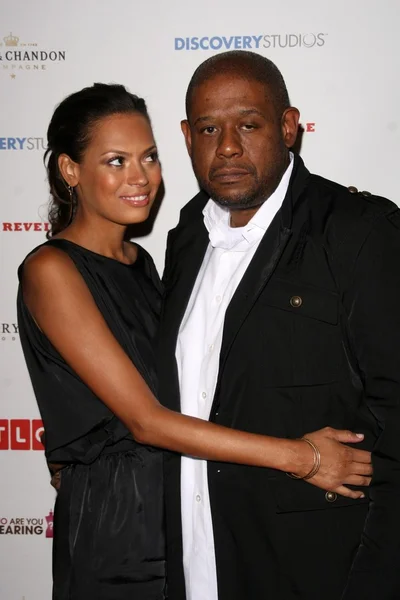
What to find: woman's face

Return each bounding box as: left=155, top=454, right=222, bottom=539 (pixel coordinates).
left=67, top=112, right=161, bottom=226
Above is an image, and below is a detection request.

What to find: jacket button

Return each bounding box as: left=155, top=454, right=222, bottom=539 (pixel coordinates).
left=361, top=190, right=371, bottom=197
left=347, top=186, right=358, bottom=193
left=290, top=295, right=302, bottom=308
left=325, top=491, right=337, bottom=503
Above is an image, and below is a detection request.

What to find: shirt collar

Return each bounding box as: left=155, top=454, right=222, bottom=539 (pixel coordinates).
left=203, top=152, right=294, bottom=250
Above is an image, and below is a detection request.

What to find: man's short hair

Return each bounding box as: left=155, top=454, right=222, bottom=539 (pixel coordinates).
left=185, top=51, right=290, bottom=120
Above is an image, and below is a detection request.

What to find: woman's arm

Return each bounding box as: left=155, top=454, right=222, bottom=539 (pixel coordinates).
left=22, top=246, right=371, bottom=498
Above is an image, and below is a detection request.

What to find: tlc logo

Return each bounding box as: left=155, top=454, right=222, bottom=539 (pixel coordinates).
left=0, top=419, right=44, bottom=450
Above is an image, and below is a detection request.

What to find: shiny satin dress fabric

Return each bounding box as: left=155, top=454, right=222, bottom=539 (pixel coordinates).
left=54, top=448, right=165, bottom=600
left=17, top=239, right=166, bottom=599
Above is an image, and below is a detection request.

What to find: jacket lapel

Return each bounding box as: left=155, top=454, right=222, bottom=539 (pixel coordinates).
left=165, top=217, right=209, bottom=342
left=159, top=197, right=209, bottom=411
left=159, top=156, right=310, bottom=414
left=218, top=214, right=292, bottom=376
left=211, top=155, right=310, bottom=416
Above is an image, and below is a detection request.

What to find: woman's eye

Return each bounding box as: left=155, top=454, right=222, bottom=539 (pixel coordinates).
left=144, top=151, right=159, bottom=163
left=108, top=156, right=124, bottom=166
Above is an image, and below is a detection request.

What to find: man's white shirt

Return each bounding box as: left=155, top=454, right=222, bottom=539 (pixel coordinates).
left=176, top=154, right=294, bottom=600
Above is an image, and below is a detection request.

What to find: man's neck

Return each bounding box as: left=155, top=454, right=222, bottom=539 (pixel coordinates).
left=229, top=206, right=261, bottom=228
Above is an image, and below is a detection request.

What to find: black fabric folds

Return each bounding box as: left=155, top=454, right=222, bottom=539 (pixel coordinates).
left=54, top=448, right=165, bottom=600
left=17, top=238, right=166, bottom=599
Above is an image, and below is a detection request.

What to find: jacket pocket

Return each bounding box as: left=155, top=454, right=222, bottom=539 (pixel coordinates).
left=272, top=473, right=369, bottom=513
left=260, top=277, right=338, bottom=324
left=259, top=278, right=341, bottom=385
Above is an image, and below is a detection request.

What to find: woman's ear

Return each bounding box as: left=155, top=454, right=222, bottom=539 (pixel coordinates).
left=58, top=154, right=80, bottom=187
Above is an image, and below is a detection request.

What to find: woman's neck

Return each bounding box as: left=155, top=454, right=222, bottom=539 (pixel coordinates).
left=54, top=218, right=133, bottom=264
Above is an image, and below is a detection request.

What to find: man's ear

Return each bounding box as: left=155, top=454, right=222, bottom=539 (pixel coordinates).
left=281, top=107, right=300, bottom=149
left=181, top=120, right=192, bottom=157
left=58, top=154, right=80, bottom=187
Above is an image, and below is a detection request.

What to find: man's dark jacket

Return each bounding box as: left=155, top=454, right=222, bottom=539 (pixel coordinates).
left=158, top=155, right=400, bottom=600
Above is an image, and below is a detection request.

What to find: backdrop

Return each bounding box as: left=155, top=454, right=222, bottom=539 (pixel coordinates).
left=1, top=0, right=399, bottom=597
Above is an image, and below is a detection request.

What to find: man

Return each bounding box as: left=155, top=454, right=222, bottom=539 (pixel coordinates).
left=158, top=51, right=400, bottom=599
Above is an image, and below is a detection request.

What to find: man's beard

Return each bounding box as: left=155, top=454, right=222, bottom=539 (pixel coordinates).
left=194, top=152, right=289, bottom=212
left=208, top=180, right=270, bottom=211
left=197, top=171, right=281, bottom=211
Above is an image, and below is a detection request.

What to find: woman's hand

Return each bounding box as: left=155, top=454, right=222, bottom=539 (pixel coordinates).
left=291, top=427, right=372, bottom=499
left=21, top=249, right=375, bottom=479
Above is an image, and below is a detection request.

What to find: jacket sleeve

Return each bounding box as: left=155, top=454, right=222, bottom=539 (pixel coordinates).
left=342, top=208, right=400, bottom=599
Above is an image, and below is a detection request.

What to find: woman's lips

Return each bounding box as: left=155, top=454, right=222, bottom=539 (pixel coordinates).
left=120, top=194, right=149, bottom=207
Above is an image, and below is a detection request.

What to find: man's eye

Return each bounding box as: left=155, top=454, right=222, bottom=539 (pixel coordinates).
left=201, top=126, right=216, bottom=134
left=241, top=123, right=257, bottom=130
left=108, top=156, right=124, bottom=166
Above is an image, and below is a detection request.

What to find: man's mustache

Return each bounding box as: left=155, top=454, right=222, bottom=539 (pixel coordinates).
left=209, top=163, right=257, bottom=179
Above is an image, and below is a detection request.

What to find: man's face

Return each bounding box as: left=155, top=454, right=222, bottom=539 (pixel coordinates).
left=181, top=74, right=299, bottom=214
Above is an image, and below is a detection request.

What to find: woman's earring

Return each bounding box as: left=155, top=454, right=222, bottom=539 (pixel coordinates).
left=67, top=185, right=75, bottom=223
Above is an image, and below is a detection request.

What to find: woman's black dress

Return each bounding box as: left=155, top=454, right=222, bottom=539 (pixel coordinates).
left=17, top=238, right=166, bottom=600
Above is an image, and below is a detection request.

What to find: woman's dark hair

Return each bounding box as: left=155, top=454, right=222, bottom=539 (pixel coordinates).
left=44, top=83, right=150, bottom=238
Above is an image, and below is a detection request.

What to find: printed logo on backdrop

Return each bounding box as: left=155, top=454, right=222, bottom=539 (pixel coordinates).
left=0, top=510, right=53, bottom=537
left=0, top=32, right=66, bottom=79
left=2, top=222, right=49, bottom=232
left=175, top=33, right=327, bottom=51
left=0, top=419, right=44, bottom=450
left=0, top=136, right=46, bottom=150
left=1, top=322, right=18, bottom=341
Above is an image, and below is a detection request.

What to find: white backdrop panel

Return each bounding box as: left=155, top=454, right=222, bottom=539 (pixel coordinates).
left=0, top=1, right=399, bottom=597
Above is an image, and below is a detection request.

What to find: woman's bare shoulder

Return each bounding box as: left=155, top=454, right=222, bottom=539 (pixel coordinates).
left=23, top=244, right=75, bottom=281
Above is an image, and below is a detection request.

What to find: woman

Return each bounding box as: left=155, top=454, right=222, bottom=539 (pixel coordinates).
left=17, top=83, right=371, bottom=600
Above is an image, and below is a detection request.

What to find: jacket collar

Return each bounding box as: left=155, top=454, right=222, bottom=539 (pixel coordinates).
left=179, top=152, right=310, bottom=231
left=159, top=154, right=310, bottom=413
